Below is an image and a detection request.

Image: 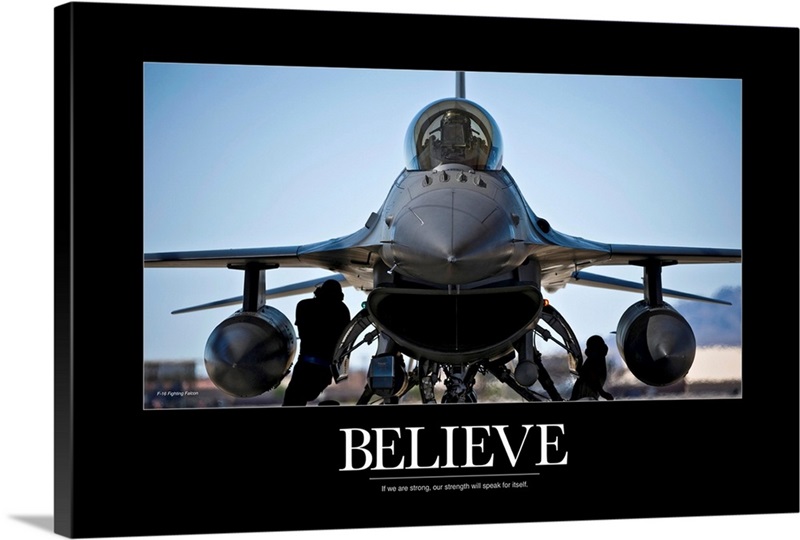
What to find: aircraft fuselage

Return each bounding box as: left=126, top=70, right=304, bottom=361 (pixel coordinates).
left=365, top=164, right=547, bottom=364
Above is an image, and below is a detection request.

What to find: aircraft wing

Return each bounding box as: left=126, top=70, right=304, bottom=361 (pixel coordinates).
left=145, top=245, right=308, bottom=268
left=144, top=226, right=379, bottom=269
left=573, top=244, right=741, bottom=304
left=537, top=234, right=741, bottom=302
left=169, top=274, right=349, bottom=314
left=600, top=244, right=742, bottom=265
left=145, top=225, right=381, bottom=281
left=144, top=224, right=384, bottom=313
left=570, top=270, right=733, bottom=305
left=519, top=199, right=741, bottom=268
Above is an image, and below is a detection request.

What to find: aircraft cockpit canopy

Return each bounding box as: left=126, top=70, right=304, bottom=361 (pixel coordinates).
left=405, top=98, right=503, bottom=171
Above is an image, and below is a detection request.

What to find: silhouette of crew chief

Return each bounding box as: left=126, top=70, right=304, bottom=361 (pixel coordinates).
left=570, top=335, right=614, bottom=401
left=282, top=279, right=351, bottom=406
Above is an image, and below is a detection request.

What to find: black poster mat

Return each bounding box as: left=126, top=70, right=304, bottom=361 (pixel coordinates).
left=54, top=2, right=799, bottom=538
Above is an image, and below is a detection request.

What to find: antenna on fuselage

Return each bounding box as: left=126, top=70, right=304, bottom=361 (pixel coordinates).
left=456, top=71, right=466, bottom=98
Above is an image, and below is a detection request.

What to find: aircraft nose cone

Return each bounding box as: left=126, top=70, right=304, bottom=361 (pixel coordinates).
left=384, top=188, right=515, bottom=284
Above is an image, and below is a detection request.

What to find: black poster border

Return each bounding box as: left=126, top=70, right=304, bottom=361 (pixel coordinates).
left=54, top=2, right=799, bottom=538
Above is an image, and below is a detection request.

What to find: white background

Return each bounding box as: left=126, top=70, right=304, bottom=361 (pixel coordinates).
left=1, top=1, right=797, bottom=540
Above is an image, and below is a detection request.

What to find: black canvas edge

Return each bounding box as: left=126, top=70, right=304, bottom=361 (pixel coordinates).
left=54, top=3, right=74, bottom=537
left=54, top=2, right=799, bottom=538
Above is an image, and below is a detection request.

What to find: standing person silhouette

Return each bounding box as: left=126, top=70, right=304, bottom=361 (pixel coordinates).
left=570, top=335, right=614, bottom=401
left=282, top=279, right=351, bottom=406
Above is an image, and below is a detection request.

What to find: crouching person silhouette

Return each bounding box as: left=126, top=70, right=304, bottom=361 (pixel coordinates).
left=570, top=335, right=614, bottom=401
left=282, top=279, right=351, bottom=406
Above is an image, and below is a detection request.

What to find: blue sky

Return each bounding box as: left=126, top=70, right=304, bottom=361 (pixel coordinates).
left=143, top=65, right=742, bottom=370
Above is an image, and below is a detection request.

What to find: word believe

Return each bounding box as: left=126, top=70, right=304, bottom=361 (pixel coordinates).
left=340, top=424, right=567, bottom=471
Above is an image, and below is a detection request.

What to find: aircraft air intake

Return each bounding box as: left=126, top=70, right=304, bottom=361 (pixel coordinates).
left=367, top=284, right=543, bottom=364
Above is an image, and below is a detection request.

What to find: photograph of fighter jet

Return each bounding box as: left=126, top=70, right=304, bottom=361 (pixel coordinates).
left=144, top=66, right=741, bottom=407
